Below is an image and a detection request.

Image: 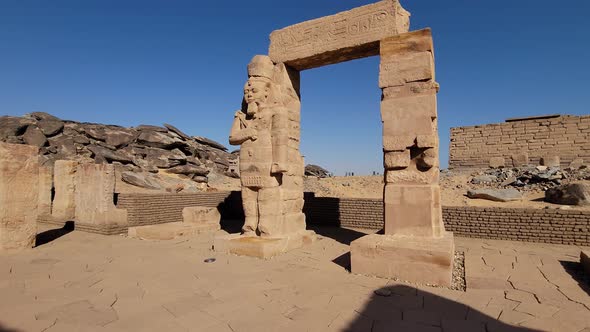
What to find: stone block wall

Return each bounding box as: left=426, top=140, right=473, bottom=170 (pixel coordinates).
left=442, top=206, right=590, bottom=246
left=116, top=191, right=242, bottom=227
left=303, top=196, right=590, bottom=246
left=303, top=194, right=383, bottom=229
left=449, top=115, right=590, bottom=169
left=41, top=190, right=590, bottom=246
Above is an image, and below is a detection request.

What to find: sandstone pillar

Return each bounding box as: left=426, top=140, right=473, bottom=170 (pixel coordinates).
left=351, top=29, right=455, bottom=287
left=74, top=163, right=127, bottom=233
left=52, top=160, right=77, bottom=222
left=0, top=143, right=39, bottom=250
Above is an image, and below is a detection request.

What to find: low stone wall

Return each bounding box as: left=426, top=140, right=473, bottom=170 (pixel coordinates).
left=442, top=206, right=590, bottom=246
left=116, top=191, right=242, bottom=227
left=303, top=195, right=590, bottom=246
left=40, top=191, right=590, bottom=246
left=303, top=194, right=383, bottom=229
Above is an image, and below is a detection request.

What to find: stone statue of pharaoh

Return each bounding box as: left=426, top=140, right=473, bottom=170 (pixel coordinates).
left=229, top=74, right=288, bottom=237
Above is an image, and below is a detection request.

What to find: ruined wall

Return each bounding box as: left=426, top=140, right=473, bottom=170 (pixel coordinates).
left=303, top=197, right=590, bottom=246
left=449, top=115, right=590, bottom=169
left=117, top=192, right=242, bottom=227
left=303, top=194, right=383, bottom=229
left=442, top=207, right=590, bottom=246
left=41, top=191, right=590, bottom=246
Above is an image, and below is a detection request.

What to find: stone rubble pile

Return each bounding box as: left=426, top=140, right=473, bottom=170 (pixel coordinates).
left=466, top=164, right=589, bottom=192
left=444, top=161, right=590, bottom=205
left=304, top=164, right=331, bottom=178
left=0, top=112, right=236, bottom=190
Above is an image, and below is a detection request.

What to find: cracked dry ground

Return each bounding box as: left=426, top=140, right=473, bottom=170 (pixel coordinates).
left=1, top=225, right=589, bottom=332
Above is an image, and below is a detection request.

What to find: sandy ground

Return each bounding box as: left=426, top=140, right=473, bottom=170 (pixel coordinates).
left=0, top=224, right=589, bottom=332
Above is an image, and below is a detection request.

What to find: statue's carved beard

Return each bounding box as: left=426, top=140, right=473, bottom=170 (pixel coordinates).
left=247, top=102, right=259, bottom=117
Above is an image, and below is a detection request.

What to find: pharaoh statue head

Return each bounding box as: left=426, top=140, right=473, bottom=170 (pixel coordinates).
left=243, top=55, right=275, bottom=116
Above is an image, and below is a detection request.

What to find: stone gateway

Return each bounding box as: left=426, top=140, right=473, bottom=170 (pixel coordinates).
left=217, top=0, right=454, bottom=286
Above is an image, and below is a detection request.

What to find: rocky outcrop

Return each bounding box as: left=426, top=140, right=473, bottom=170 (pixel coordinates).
left=305, top=164, right=331, bottom=178
left=0, top=113, right=237, bottom=191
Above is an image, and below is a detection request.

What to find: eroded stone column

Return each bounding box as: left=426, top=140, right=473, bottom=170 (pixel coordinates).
left=0, top=143, right=39, bottom=250
left=52, top=160, right=77, bottom=222
left=74, top=163, right=127, bottom=233
left=351, top=29, right=455, bottom=287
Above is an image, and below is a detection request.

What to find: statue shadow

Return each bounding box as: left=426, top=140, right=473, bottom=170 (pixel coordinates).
left=344, top=284, right=542, bottom=332
left=217, top=191, right=245, bottom=233
left=0, top=322, right=22, bottom=332
left=35, top=221, right=75, bottom=247
left=559, top=260, right=590, bottom=296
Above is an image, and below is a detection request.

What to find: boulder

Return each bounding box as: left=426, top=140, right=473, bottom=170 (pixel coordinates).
left=501, top=176, right=517, bottom=187
left=121, top=145, right=147, bottom=157
left=104, top=128, right=137, bottom=148
left=133, top=158, right=158, bottom=173
left=467, top=188, right=522, bottom=202
left=305, top=164, right=331, bottom=177
left=72, top=135, right=90, bottom=144
left=37, top=119, right=64, bottom=136
left=164, top=123, right=191, bottom=141
left=88, top=145, right=134, bottom=164
left=137, top=131, right=184, bottom=149
left=0, top=116, right=34, bottom=139
left=96, top=141, right=117, bottom=150
left=169, top=148, right=187, bottom=161
left=167, top=164, right=210, bottom=176
left=121, top=171, right=162, bottom=190
left=545, top=183, right=590, bottom=206
left=145, top=148, right=185, bottom=169
left=27, top=112, right=61, bottom=122
left=186, top=156, right=202, bottom=166
left=84, top=125, right=107, bottom=141
left=22, top=125, right=47, bottom=147
left=48, top=135, right=76, bottom=156
left=192, top=175, right=208, bottom=183
left=136, top=125, right=167, bottom=132
left=193, top=136, right=228, bottom=151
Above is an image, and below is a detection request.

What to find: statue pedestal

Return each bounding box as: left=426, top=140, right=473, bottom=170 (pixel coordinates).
left=351, top=232, right=455, bottom=287
left=214, top=230, right=316, bottom=259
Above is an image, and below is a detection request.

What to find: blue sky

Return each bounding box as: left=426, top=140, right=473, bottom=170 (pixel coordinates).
left=1, top=0, right=589, bottom=175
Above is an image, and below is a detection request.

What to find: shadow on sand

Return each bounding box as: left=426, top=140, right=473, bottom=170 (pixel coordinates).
left=344, top=284, right=542, bottom=332
left=0, top=323, right=21, bottom=332
left=35, top=221, right=75, bottom=247
left=560, top=260, right=590, bottom=297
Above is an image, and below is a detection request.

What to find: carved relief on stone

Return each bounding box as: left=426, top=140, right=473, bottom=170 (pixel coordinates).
left=269, top=0, right=410, bottom=70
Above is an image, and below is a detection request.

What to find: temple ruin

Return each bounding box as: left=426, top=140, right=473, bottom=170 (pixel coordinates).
left=213, top=0, right=455, bottom=285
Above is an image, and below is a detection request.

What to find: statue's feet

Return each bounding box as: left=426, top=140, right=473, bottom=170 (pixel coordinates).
left=242, top=230, right=256, bottom=237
